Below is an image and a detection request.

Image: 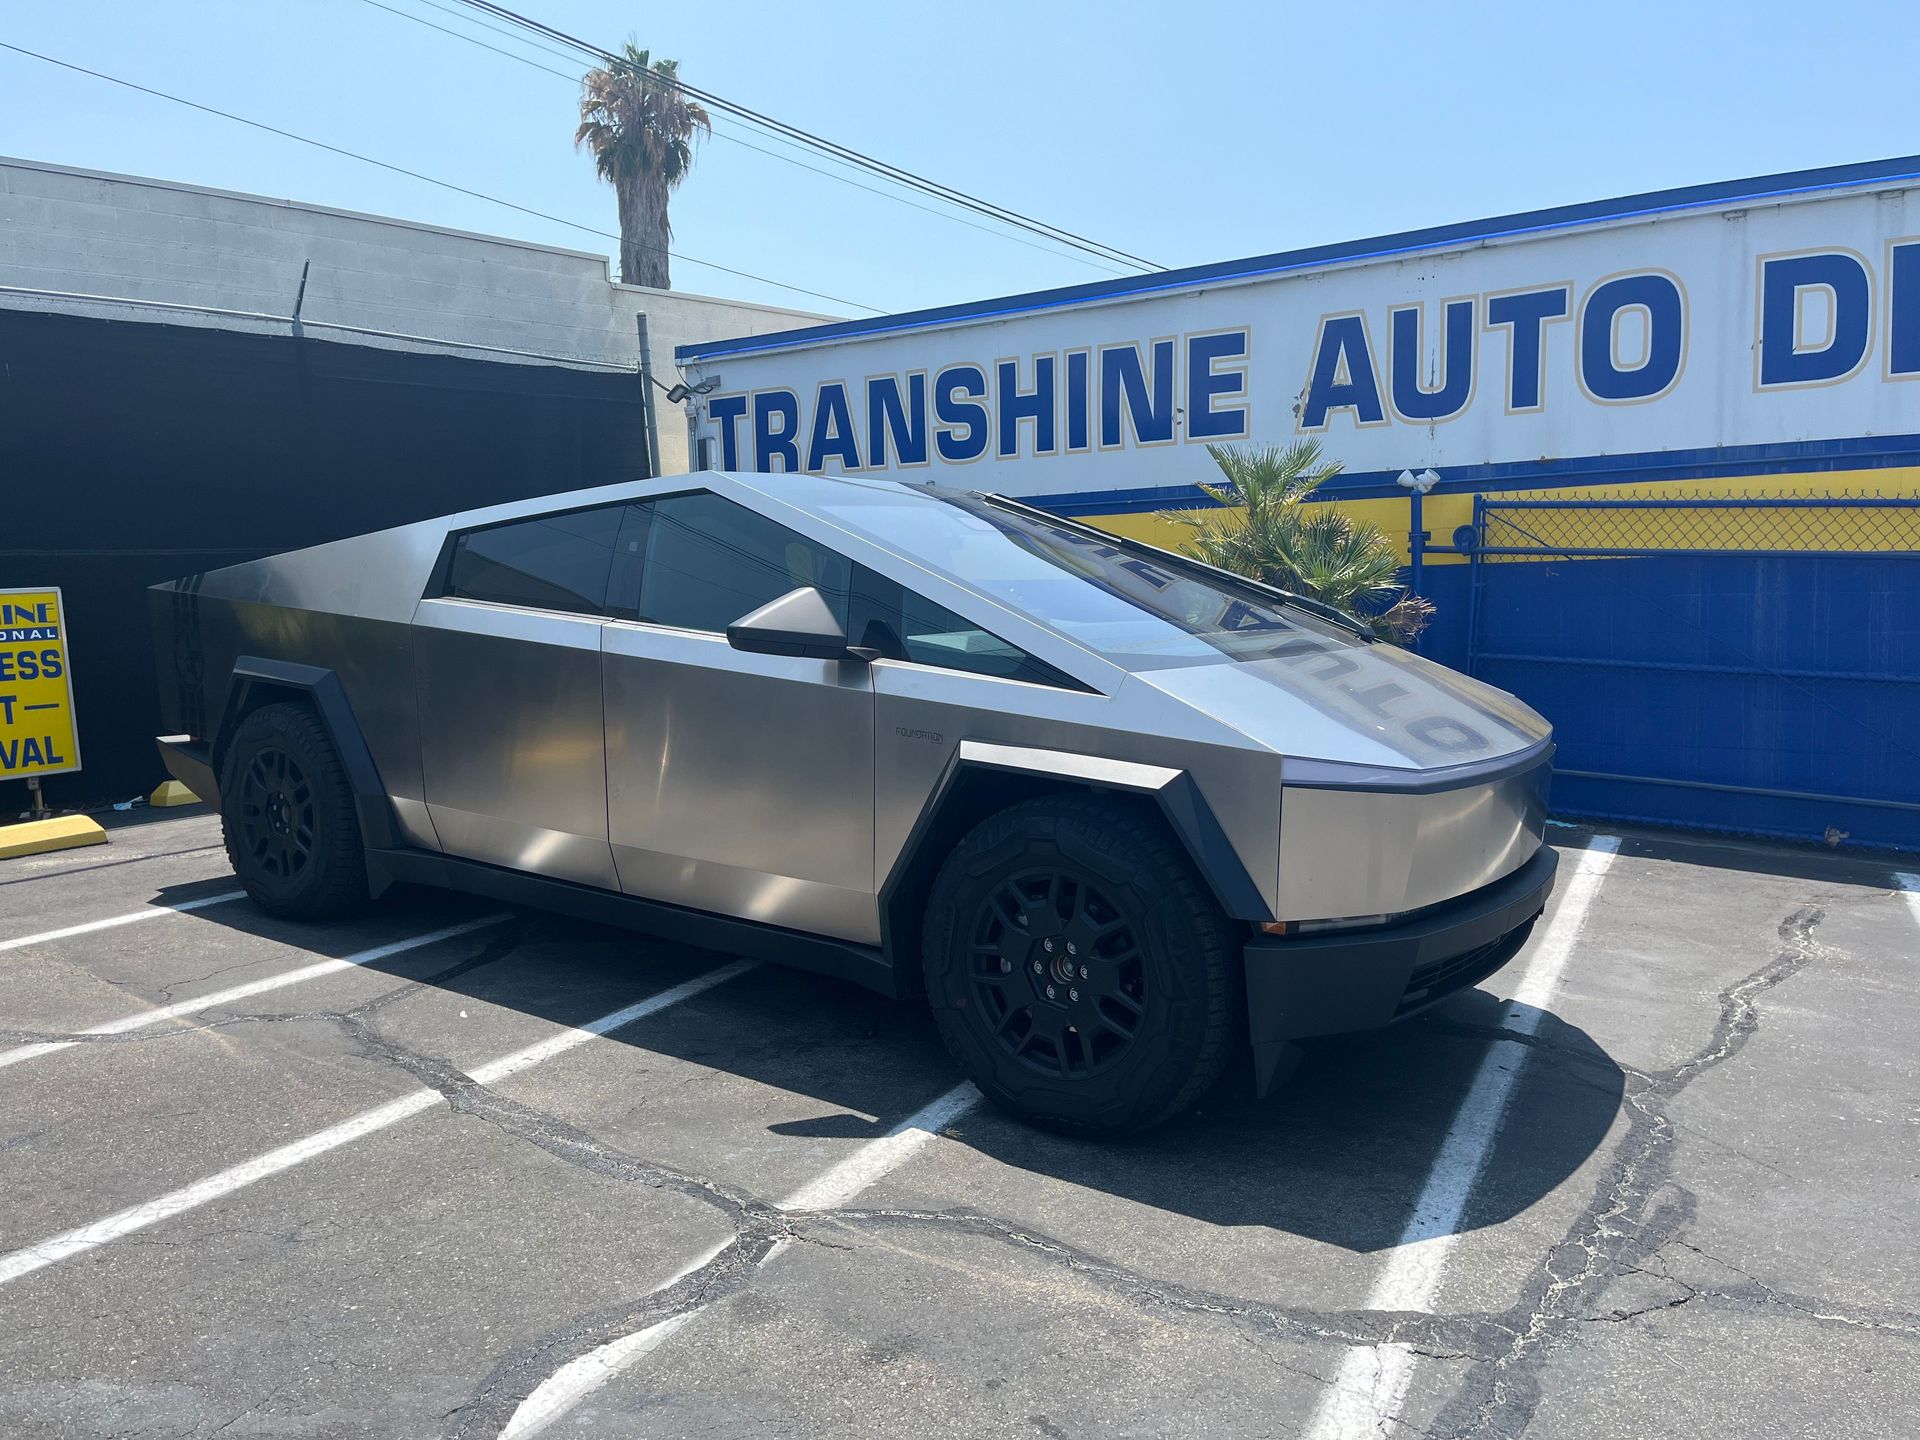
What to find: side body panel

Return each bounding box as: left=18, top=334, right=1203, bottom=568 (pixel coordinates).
left=412, top=598, right=616, bottom=889
left=160, top=594, right=430, bottom=846
left=602, top=622, right=878, bottom=943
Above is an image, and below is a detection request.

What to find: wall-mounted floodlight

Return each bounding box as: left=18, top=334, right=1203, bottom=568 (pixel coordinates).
left=665, top=375, right=722, bottom=405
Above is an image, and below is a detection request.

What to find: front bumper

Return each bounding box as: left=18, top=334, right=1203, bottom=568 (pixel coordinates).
left=1243, top=844, right=1559, bottom=1093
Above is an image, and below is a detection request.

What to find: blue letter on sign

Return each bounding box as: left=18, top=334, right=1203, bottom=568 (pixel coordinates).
left=1064, top=351, right=1091, bottom=450
left=752, top=390, right=802, bottom=472
left=997, top=355, right=1058, bottom=458
left=934, top=364, right=990, bottom=463
left=806, top=383, right=861, bottom=471
left=1580, top=274, right=1684, bottom=402
left=866, top=374, right=928, bottom=467
left=1759, top=252, right=1871, bottom=388
left=1486, top=287, right=1570, bottom=411
left=1389, top=299, right=1475, bottom=422
left=708, top=393, right=748, bottom=469
left=1300, top=315, right=1384, bottom=428
left=1888, top=241, right=1920, bottom=378
left=1187, top=331, right=1249, bottom=440
left=1099, top=341, right=1176, bottom=447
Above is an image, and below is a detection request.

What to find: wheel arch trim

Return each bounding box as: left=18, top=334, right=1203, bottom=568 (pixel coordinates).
left=213, top=657, right=404, bottom=887
left=880, top=741, right=1275, bottom=965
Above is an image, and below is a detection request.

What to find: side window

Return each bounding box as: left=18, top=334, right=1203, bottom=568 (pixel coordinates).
left=444, top=504, right=626, bottom=616
left=851, top=567, right=1085, bottom=689
left=633, top=492, right=852, bottom=632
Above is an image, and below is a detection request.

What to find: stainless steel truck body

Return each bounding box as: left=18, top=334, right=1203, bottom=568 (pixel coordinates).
left=152, top=470, right=1556, bottom=1133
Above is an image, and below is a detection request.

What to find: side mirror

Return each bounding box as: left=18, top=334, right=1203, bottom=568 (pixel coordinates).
left=726, top=586, right=866, bottom=661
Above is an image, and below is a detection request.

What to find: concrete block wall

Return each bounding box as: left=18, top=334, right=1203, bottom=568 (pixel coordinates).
left=0, top=156, right=831, bottom=472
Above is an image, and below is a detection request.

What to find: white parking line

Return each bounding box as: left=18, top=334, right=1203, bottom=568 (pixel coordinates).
left=1302, top=836, right=1621, bottom=1440
left=0, top=914, right=509, bottom=1071
left=1896, top=873, right=1920, bottom=930
left=499, top=1081, right=982, bottom=1440
left=0, top=959, right=757, bottom=1288
left=0, top=889, right=244, bottom=954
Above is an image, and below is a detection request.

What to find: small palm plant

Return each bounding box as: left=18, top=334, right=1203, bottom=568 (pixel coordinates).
left=1161, top=441, right=1433, bottom=643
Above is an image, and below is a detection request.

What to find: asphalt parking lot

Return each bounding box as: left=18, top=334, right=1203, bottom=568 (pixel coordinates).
left=2, top=811, right=1916, bottom=1439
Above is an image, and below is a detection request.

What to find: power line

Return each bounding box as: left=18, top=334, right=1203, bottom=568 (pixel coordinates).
left=451, top=0, right=1165, bottom=274
left=462, top=0, right=1162, bottom=273
left=405, top=0, right=598, bottom=69
left=0, top=42, right=883, bottom=314
left=353, top=0, right=1133, bottom=277
left=393, top=0, right=1130, bottom=277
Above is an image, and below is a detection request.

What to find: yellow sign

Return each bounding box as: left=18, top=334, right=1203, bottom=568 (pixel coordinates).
left=0, top=588, right=81, bottom=779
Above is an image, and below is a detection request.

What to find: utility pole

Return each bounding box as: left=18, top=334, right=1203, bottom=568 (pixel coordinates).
left=635, top=313, right=664, bottom=479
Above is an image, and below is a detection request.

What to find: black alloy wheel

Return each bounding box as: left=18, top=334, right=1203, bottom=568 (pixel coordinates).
left=969, top=869, right=1147, bottom=1078
left=219, top=701, right=371, bottom=919
left=235, top=744, right=316, bottom=883
left=921, top=792, right=1241, bottom=1136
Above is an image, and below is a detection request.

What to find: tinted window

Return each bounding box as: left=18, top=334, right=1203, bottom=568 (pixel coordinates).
left=851, top=567, right=1083, bottom=689
left=445, top=504, right=625, bottom=616
left=635, top=492, right=853, bottom=632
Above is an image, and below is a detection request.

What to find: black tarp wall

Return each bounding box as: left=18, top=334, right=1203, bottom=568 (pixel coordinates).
left=0, top=307, right=649, bottom=807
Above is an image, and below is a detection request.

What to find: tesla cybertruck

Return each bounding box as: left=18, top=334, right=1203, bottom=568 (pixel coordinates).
left=150, top=470, right=1556, bottom=1133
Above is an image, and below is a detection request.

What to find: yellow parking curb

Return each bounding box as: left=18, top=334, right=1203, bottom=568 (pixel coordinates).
left=149, top=780, right=200, bottom=808
left=0, top=815, right=110, bottom=860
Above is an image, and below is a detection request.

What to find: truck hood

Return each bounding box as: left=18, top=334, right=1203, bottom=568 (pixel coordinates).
left=1134, top=641, right=1551, bottom=772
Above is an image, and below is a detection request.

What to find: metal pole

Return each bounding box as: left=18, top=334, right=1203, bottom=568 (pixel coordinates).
left=290, top=259, right=311, bottom=339
left=635, top=313, right=664, bottom=479
left=26, top=776, right=48, bottom=820
left=1407, top=485, right=1426, bottom=652
left=1464, top=494, right=1486, bottom=676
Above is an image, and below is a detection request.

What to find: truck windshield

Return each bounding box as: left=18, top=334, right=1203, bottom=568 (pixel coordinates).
left=806, top=479, right=1371, bottom=667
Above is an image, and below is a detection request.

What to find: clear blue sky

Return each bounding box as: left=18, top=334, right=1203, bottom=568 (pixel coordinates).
left=3, top=1, right=1916, bottom=318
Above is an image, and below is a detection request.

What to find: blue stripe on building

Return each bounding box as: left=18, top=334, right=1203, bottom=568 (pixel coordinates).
left=1021, top=433, right=1920, bottom=515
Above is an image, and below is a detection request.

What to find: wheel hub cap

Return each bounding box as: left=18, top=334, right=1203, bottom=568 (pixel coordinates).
left=236, top=746, right=315, bottom=881
left=968, top=869, right=1146, bottom=1077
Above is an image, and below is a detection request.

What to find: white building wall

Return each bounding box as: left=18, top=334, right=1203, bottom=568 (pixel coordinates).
left=0, top=156, right=831, bottom=473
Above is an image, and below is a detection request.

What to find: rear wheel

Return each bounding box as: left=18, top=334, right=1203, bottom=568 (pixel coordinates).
left=920, top=793, right=1240, bottom=1136
left=220, top=701, right=370, bottom=919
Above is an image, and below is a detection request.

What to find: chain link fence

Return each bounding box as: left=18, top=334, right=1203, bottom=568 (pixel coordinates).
left=1471, top=491, right=1920, bottom=560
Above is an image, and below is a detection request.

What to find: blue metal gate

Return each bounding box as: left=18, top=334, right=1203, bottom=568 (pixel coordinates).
left=1464, top=494, right=1920, bottom=852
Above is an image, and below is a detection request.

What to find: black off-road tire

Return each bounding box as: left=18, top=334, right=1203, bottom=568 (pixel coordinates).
left=920, top=793, right=1241, bottom=1136
left=219, top=701, right=371, bottom=920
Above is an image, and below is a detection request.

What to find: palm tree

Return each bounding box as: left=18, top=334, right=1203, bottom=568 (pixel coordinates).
left=576, top=43, right=711, bottom=289
left=1160, top=441, right=1434, bottom=642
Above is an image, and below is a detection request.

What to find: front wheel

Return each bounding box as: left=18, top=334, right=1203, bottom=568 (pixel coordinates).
left=920, top=794, right=1241, bottom=1136
left=219, top=701, right=371, bottom=920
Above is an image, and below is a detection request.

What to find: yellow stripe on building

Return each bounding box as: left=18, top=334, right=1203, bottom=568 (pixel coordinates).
left=1085, top=466, right=1920, bottom=563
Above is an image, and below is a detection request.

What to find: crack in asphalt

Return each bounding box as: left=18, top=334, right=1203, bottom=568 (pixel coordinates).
left=430, top=900, right=1917, bottom=1439
left=0, top=841, right=226, bottom=889
left=830, top=1206, right=1499, bottom=1358
left=13, top=892, right=1911, bottom=1436
left=0, top=924, right=526, bottom=1052
left=1417, top=903, right=1919, bottom=1440
left=1622, top=1239, right=1920, bottom=1337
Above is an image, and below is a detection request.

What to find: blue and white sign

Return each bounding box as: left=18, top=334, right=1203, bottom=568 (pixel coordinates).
left=679, top=159, right=1920, bottom=504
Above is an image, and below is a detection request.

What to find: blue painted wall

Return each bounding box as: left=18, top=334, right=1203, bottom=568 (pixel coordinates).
left=1463, top=553, right=1920, bottom=852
